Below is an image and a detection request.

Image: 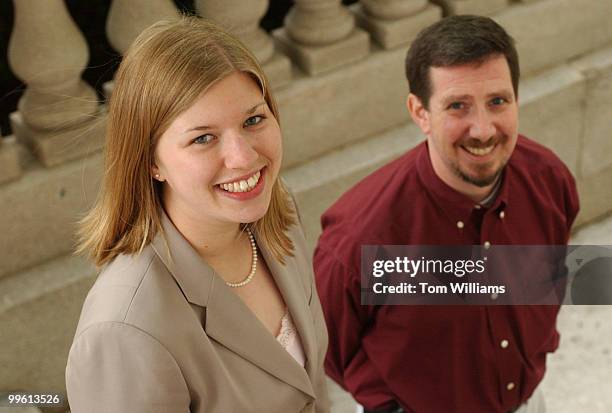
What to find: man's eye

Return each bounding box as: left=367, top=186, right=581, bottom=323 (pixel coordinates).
left=491, top=97, right=506, bottom=105
left=193, top=134, right=215, bottom=145
left=244, top=115, right=264, bottom=127
left=448, top=102, right=464, bottom=110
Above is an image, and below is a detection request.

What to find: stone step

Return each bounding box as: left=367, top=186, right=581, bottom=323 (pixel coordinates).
left=0, top=253, right=95, bottom=408
left=0, top=149, right=102, bottom=280
left=0, top=406, right=43, bottom=413
left=284, top=120, right=423, bottom=251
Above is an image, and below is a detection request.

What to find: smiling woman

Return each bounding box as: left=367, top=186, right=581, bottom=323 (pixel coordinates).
left=66, top=16, right=330, bottom=413
left=153, top=71, right=283, bottom=234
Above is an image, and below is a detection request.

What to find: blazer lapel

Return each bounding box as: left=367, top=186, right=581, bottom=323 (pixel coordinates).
left=256, top=232, right=318, bottom=381
left=151, top=213, right=315, bottom=398
left=205, top=277, right=315, bottom=398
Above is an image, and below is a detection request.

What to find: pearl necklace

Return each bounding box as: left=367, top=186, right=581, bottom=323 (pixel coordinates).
left=225, top=227, right=258, bottom=288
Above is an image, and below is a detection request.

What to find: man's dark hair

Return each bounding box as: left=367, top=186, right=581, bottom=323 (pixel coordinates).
left=405, top=15, right=520, bottom=109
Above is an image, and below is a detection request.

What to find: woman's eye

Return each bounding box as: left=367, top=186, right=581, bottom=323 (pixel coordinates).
left=244, top=115, right=264, bottom=127
left=193, top=134, right=215, bottom=145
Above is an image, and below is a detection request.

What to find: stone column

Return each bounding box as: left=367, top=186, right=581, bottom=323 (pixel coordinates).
left=104, top=0, right=179, bottom=96
left=106, top=0, right=179, bottom=55
left=446, top=0, right=509, bottom=16
left=196, top=0, right=291, bottom=88
left=8, top=0, right=105, bottom=167
left=274, top=0, right=370, bottom=76
left=354, top=0, right=441, bottom=49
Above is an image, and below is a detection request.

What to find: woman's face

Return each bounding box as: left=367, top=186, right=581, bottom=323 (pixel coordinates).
left=153, top=71, right=282, bottom=228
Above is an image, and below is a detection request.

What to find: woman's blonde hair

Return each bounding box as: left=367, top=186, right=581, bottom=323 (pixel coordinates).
left=77, top=16, right=296, bottom=267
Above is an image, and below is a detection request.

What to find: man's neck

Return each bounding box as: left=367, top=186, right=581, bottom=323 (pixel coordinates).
left=427, top=144, right=503, bottom=203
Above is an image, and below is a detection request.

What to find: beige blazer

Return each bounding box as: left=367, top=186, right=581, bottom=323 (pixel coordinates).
left=66, top=213, right=330, bottom=413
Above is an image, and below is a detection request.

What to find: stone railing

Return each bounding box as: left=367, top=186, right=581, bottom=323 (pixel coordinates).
left=8, top=0, right=552, bottom=173
left=1, top=0, right=612, bottom=408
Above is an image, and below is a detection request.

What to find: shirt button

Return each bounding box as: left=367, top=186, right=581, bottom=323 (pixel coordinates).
left=457, top=221, right=464, bottom=229
left=500, top=339, right=509, bottom=348
left=499, top=210, right=505, bottom=219
left=506, top=382, right=515, bottom=391
left=484, top=241, right=491, bottom=249
left=491, top=292, right=498, bottom=300
left=475, top=204, right=482, bottom=209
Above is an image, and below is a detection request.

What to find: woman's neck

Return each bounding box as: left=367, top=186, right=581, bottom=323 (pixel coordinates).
left=163, top=201, right=246, bottom=260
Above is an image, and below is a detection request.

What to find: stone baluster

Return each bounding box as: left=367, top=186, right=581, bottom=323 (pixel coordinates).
left=354, top=0, right=441, bottom=49
left=445, top=0, right=509, bottom=16
left=106, top=0, right=179, bottom=55
left=196, top=0, right=291, bottom=88
left=273, top=0, right=370, bottom=76
left=8, top=0, right=104, bottom=167
left=104, top=0, right=179, bottom=96
left=0, top=136, right=22, bottom=184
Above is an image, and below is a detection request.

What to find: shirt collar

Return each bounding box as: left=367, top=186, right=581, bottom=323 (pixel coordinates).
left=415, top=141, right=509, bottom=220
left=479, top=174, right=502, bottom=208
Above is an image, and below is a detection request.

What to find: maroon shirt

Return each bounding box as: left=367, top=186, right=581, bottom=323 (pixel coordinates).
left=314, top=135, right=579, bottom=413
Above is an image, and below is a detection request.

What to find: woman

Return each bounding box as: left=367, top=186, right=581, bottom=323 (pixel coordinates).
left=66, top=17, right=330, bottom=412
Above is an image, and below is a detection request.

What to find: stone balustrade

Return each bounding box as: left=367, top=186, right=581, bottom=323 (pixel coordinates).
left=3, top=0, right=467, bottom=174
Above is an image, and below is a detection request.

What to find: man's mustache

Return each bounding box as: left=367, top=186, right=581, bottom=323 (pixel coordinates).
left=458, top=135, right=506, bottom=149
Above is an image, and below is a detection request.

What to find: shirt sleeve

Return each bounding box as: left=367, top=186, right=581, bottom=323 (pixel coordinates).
left=562, top=167, right=580, bottom=239
left=313, top=243, right=369, bottom=390
left=66, top=321, right=190, bottom=413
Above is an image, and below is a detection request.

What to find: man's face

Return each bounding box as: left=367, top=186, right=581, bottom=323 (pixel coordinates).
left=408, top=55, right=519, bottom=199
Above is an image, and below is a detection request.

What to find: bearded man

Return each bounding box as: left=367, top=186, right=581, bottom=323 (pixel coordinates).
left=314, top=15, right=579, bottom=413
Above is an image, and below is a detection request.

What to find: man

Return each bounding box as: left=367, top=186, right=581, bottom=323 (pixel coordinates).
left=314, top=15, right=579, bottom=413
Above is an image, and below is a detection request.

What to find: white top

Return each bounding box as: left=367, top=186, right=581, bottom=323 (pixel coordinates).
left=275, top=309, right=306, bottom=367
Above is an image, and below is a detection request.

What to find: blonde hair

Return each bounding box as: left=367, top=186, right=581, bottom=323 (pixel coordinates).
left=77, top=16, right=296, bottom=267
